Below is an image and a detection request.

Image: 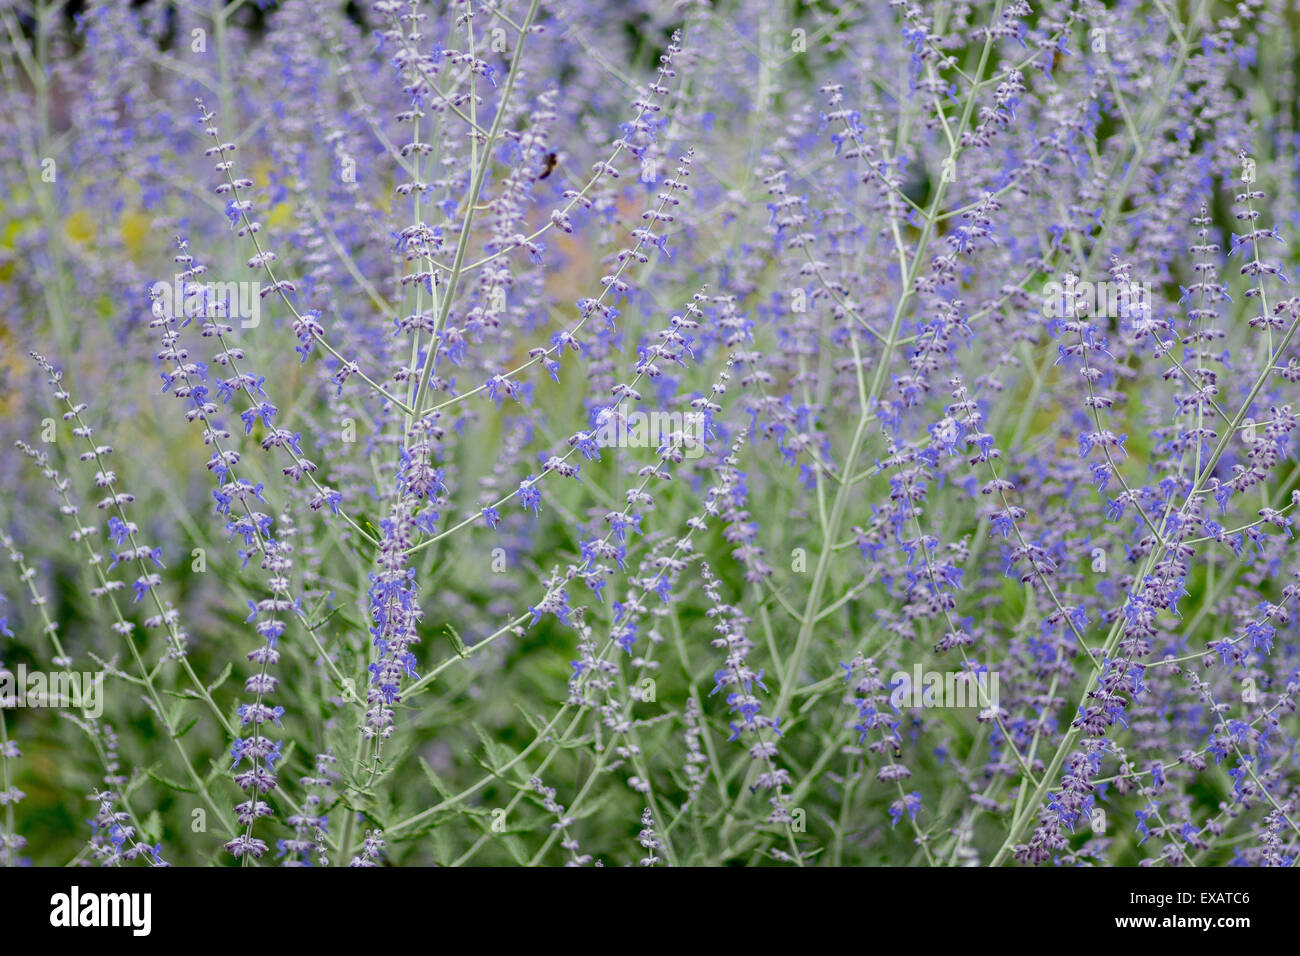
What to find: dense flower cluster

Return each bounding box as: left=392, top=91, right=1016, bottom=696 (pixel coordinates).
left=1, top=0, right=1299, bottom=868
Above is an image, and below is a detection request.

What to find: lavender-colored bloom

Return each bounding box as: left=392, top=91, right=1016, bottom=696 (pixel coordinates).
left=4, top=0, right=1300, bottom=871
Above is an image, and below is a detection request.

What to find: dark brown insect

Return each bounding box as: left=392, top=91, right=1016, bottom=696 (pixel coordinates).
left=538, top=151, right=558, bottom=180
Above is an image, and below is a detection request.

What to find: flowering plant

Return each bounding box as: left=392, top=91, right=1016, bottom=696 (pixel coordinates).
left=1, top=0, right=1298, bottom=868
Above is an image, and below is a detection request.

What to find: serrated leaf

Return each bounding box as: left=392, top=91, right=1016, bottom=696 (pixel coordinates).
left=207, top=661, right=233, bottom=693
left=445, top=623, right=469, bottom=658
left=513, top=704, right=546, bottom=735
left=332, top=610, right=366, bottom=632
left=305, top=606, right=340, bottom=631
left=566, top=789, right=615, bottom=822
left=145, top=768, right=197, bottom=794
left=141, top=810, right=162, bottom=844
left=418, top=756, right=455, bottom=800
left=470, top=722, right=514, bottom=773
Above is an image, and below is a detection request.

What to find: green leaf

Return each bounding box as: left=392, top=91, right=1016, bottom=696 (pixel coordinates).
left=145, top=768, right=197, bottom=794
left=206, top=661, right=233, bottom=693
left=470, top=722, right=514, bottom=772
left=417, top=756, right=455, bottom=801
left=141, top=810, right=162, bottom=844
left=446, top=623, right=469, bottom=658
left=512, top=704, right=553, bottom=736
